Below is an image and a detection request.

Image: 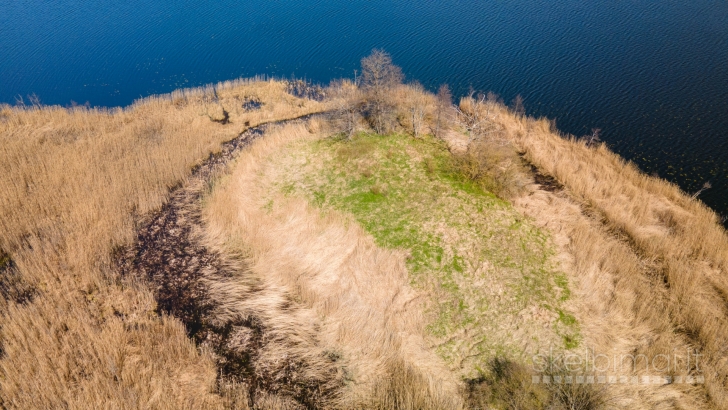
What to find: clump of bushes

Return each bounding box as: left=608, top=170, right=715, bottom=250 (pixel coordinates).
left=451, top=95, right=532, bottom=199
left=241, top=95, right=263, bottom=111
left=336, top=50, right=532, bottom=200
left=466, top=357, right=609, bottom=410
left=453, top=139, right=531, bottom=199
left=329, top=79, right=364, bottom=138
left=286, top=79, right=327, bottom=101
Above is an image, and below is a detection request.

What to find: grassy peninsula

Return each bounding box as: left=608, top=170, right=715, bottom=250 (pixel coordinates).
left=2, top=51, right=728, bottom=409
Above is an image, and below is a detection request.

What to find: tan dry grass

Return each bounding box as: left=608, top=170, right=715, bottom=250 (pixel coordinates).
left=460, top=98, right=728, bottom=408
left=202, top=123, right=464, bottom=409
left=0, top=78, right=331, bottom=408
left=269, top=131, right=577, bottom=378
left=516, top=185, right=709, bottom=408
left=4, top=69, right=726, bottom=409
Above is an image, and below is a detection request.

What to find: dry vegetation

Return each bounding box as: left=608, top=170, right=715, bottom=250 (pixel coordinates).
left=223, top=50, right=727, bottom=408
left=466, top=98, right=728, bottom=408
left=202, top=123, right=463, bottom=408
left=0, top=78, right=331, bottom=408
left=2, top=48, right=727, bottom=409
left=269, top=131, right=578, bottom=366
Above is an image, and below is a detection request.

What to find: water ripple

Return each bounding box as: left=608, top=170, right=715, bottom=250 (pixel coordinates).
left=2, top=0, right=728, bottom=216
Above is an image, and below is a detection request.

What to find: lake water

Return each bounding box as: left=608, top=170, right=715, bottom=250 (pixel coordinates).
left=2, top=0, right=727, bottom=220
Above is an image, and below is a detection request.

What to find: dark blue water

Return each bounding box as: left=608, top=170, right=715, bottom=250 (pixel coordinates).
left=2, top=0, right=728, bottom=218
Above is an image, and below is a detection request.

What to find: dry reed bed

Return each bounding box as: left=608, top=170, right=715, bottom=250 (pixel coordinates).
left=202, top=122, right=463, bottom=409
left=2, top=70, right=726, bottom=409
left=117, top=118, right=347, bottom=409
left=515, top=180, right=709, bottom=408
left=473, top=101, right=728, bottom=408
left=0, top=79, right=330, bottom=408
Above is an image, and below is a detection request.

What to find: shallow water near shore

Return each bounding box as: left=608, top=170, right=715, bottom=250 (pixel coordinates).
left=1, top=0, right=727, bottom=220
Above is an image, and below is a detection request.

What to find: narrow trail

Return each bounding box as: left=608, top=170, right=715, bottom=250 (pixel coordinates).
left=116, top=113, right=340, bottom=408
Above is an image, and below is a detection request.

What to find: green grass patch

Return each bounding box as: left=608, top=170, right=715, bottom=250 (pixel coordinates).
left=0, top=252, right=10, bottom=270
left=270, top=132, right=579, bottom=375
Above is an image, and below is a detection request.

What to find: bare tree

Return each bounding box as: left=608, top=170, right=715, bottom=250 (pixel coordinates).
left=330, top=79, right=362, bottom=139
left=408, top=82, right=428, bottom=138
left=360, top=49, right=403, bottom=134
left=456, top=92, right=497, bottom=144
left=434, top=84, right=453, bottom=139
left=510, top=94, right=525, bottom=118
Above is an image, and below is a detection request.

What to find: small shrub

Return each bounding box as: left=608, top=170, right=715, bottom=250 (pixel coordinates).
left=453, top=139, right=531, bottom=199
left=466, top=358, right=550, bottom=410
left=543, top=359, right=609, bottom=410
left=329, top=79, right=363, bottom=138
left=241, top=95, right=263, bottom=111
left=0, top=251, right=10, bottom=269
left=465, top=357, right=609, bottom=410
